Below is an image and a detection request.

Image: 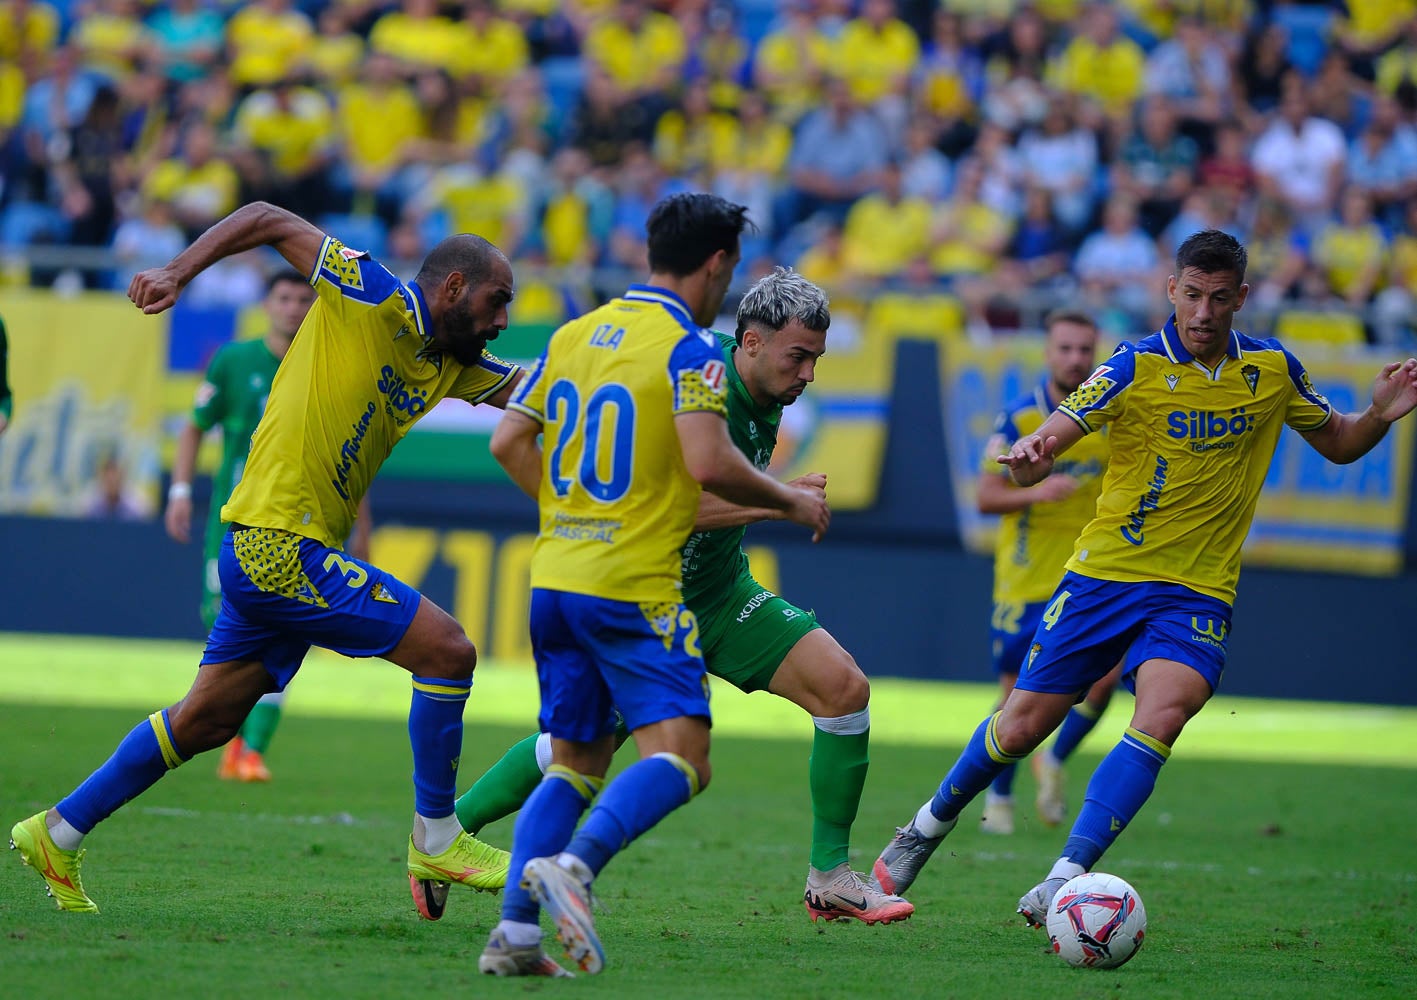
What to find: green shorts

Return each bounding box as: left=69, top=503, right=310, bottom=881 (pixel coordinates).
left=693, top=572, right=821, bottom=694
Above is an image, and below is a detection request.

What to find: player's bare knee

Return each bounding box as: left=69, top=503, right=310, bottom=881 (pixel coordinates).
left=994, top=712, right=1047, bottom=757
left=424, top=628, right=477, bottom=681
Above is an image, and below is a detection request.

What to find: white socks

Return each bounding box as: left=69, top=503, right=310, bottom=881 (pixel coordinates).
left=913, top=802, right=954, bottom=838
left=48, top=813, right=85, bottom=851
left=1048, top=858, right=1086, bottom=883
left=415, top=812, right=464, bottom=855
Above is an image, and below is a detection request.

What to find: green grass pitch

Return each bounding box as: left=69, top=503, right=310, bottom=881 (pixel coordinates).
left=2, top=633, right=1415, bottom=998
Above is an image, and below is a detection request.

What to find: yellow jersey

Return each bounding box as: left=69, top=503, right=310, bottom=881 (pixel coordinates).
left=223, top=236, right=520, bottom=547
left=509, top=285, right=730, bottom=603
left=1058, top=318, right=1333, bottom=603
left=984, top=382, right=1110, bottom=604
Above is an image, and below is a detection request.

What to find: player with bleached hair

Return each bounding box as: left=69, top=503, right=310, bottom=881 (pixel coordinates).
left=435, top=264, right=913, bottom=937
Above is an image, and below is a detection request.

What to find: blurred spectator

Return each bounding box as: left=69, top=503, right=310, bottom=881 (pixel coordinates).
left=929, top=157, right=1013, bottom=280
left=836, top=0, right=920, bottom=141
left=84, top=451, right=147, bottom=520
left=110, top=194, right=185, bottom=291
left=1244, top=196, right=1308, bottom=310
left=606, top=143, right=684, bottom=271
left=142, top=118, right=239, bottom=237
left=49, top=82, right=126, bottom=255
left=966, top=121, right=1023, bottom=218
left=1197, top=120, right=1254, bottom=210
left=1143, top=14, right=1230, bottom=151
left=1251, top=81, right=1346, bottom=233
left=752, top=0, right=833, bottom=124
left=70, top=0, right=150, bottom=84
left=448, top=0, right=531, bottom=95
left=1235, top=21, right=1292, bottom=123
left=688, top=2, right=750, bottom=111
left=226, top=0, right=314, bottom=90
left=1375, top=19, right=1417, bottom=97
left=918, top=9, right=985, bottom=123
left=302, top=4, right=366, bottom=87
left=776, top=76, right=889, bottom=235
left=368, top=0, right=457, bottom=76
left=184, top=245, right=266, bottom=307
left=1017, top=93, right=1097, bottom=235
left=1345, top=94, right=1417, bottom=229
left=980, top=8, right=1050, bottom=133
left=1372, top=198, right=1417, bottom=346
left=229, top=76, right=336, bottom=215
left=147, top=0, right=226, bottom=85
left=0, top=0, right=61, bottom=79
left=1048, top=1, right=1146, bottom=125
left=566, top=65, right=654, bottom=168
left=653, top=77, right=738, bottom=176
left=1309, top=49, right=1364, bottom=133
left=1161, top=187, right=1241, bottom=258
left=583, top=0, right=686, bottom=103
left=535, top=146, right=613, bottom=267
left=793, top=219, right=850, bottom=289
left=1309, top=186, right=1388, bottom=310
left=899, top=118, right=951, bottom=202
left=1111, top=96, right=1198, bottom=238
left=841, top=159, right=931, bottom=279
left=332, top=51, right=424, bottom=222
left=1073, top=194, right=1159, bottom=321
left=408, top=158, right=529, bottom=257
left=1332, top=0, right=1413, bottom=80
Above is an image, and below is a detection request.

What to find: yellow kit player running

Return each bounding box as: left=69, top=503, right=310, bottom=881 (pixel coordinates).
left=477, top=194, right=830, bottom=977
left=873, top=230, right=1417, bottom=929
left=976, top=309, right=1119, bottom=836
left=10, top=201, right=521, bottom=912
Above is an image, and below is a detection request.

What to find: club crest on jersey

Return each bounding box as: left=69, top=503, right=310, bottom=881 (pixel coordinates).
left=1242, top=364, right=1260, bottom=396
left=1164, top=373, right=1181, bottom=392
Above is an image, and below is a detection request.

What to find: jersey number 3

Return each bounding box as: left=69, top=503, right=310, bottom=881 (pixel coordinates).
left=546, top=380, right=636, bottom=502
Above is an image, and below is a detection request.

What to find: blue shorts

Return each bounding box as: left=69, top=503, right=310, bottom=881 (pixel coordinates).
left=1016, top=572, right=1233, bottom=697
left=989, top=600, right=1048, bottom=676
left=201, top=527, right=421, bottom=690
left=530, top=588, right=711, bottom=743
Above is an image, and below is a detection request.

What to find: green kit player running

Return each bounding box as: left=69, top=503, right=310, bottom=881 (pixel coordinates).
left=423, top=267, right=913, bottom=926
left=164, top=270, right=370, bottom=782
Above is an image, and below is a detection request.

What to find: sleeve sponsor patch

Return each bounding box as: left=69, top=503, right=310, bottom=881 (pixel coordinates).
left=321, top=239, right=365, bottom=291
left=701, top=359, right=726, bottom=393
left=194, top=381, right=217, bottom=407
left=676, top=363, right=729, bottom=415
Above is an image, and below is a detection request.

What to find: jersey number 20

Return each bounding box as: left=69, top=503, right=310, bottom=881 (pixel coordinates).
left=546, top=380, right=636, bottom=502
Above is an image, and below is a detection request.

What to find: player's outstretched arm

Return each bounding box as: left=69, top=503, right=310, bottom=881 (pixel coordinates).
left=1301, top=358, right=1417, bottom=464
left=490, top=409, right=544, bottom=501
left=129, top=202, right=325, bottom=315
left=676, top=412, right=830, bottom=541
left=164, top=421, right=204, bottom=543
left=694, top=472, right=827, bottom=531
left=996, top=411, right=1085, bottom=487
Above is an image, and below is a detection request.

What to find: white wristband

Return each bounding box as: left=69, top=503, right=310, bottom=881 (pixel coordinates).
left=168, top=482, right=192, bottom=501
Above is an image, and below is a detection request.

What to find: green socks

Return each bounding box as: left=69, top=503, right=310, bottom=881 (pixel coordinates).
left=455, top=732, right=544, bottom=834
left=239, top=698, right=282, bottom=754
left=808, top=709, right=871, bottom=871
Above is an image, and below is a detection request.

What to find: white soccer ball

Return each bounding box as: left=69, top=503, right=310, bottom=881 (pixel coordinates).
left=1046, top=872, right=1147, bottom=969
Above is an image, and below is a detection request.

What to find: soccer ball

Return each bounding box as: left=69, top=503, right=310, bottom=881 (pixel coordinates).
left=1045, top=872, right=1147, bottom=969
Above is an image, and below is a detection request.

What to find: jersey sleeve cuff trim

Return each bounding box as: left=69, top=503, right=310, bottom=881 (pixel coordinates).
left=1058, top=405, right=1092, bottom=433
left=507, top=401, right=544, bottom=423
left=469, top=365, right=521, bottom=405
left=310, top=235, right=334, bottom=286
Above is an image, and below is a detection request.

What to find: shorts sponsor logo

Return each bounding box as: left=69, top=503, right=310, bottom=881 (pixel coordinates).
left=1190, top=616, right=1228, bottom=648
left=736, top=590, right=775, bottom=623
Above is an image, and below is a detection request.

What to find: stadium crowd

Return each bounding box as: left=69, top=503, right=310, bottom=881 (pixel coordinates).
left=1, top=0, right=1416, bottom=342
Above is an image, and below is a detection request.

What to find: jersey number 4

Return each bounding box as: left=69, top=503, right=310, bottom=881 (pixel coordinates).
left=546, top=380, right=636, bottom=502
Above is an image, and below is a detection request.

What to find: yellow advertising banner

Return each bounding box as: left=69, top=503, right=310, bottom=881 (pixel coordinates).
left=941, top=339, right=1415, bottom=576
left=0, top=291, right=166, bottom=517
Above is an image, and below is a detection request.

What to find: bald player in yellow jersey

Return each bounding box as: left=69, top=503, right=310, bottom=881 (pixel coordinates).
left=10, top=201, right=523, bottom=913
left=873, top=230, right=1417, bottom=933
left=477, top=193, right=830, bottom=977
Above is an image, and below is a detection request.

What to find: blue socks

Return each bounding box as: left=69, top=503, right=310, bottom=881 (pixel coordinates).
left=409, top=676, right=472, bottom=817
left=930, top=713, right=1024, bottom=823
left=566, top=753, right=699, bottom=875
left=1050, top=701, right=1104, bottom=763
left=501, top=766, right=602, bottom=924
left=1063, top=727, right=1170, bottom=869
left=990, top=762, right=1017, bottom=798
left=57, top=710, right=187, bottom=833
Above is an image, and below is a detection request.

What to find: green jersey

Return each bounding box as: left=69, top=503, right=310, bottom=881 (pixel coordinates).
left=192, top=337, right=281, bottom=553
left=0, top=315, right=11, bottom=421
left=680, top=332, right=782, bottom=606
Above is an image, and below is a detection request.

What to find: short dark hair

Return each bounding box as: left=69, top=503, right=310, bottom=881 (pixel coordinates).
left=266, top=268, right=307, bottom=294
left=415, top=233, right=504, bottom=289
left=1175, top=229, right=1247, bottom=284
left=1043, top=307, right=1097, bottom=335
left=646, top=193, right=753, bottom=278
